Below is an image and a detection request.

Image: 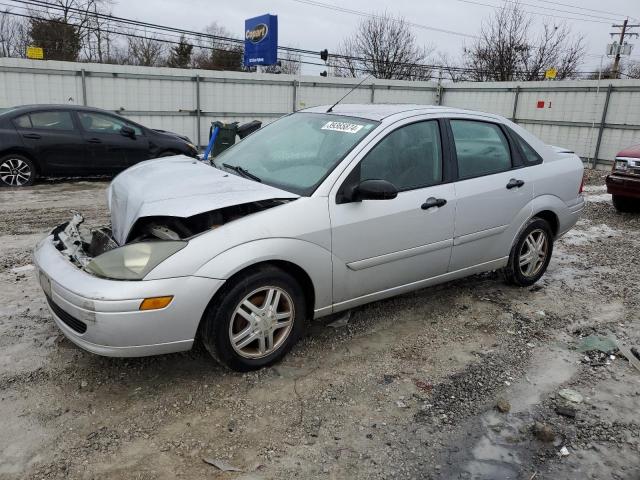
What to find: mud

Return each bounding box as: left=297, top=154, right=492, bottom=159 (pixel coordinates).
left=0, top=169, right=639, bottom=479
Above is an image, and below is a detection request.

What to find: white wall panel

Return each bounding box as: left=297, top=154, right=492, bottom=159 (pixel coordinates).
left=0, top=58, right=639, bottom=164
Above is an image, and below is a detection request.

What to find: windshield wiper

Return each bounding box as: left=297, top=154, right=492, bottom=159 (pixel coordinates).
left=222, top=163, right=262, bottom=182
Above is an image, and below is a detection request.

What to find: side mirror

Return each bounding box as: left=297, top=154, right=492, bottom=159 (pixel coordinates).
left=353, top=179, right=398, bottom=201
left=121, top=125, right=135, bottom=138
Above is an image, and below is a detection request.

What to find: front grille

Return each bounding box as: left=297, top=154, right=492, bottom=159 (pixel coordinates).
left=46, top=295, right=87, bottom=334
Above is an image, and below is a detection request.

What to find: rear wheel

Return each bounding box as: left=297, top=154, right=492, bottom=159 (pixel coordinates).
left=503, top=218, right=553, bottom=287
left=0, top=154, right=36, bottom=187
left=200, top=266, right=307, bottom=371
left=612, top=194, right=640, bottom=213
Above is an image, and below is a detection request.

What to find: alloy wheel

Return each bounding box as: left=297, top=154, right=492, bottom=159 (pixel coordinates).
left=229, top=286, right=295, bottom=359
left=518, top=228, right=548, bottom=277
left=0, top=158, right=32, bottom=186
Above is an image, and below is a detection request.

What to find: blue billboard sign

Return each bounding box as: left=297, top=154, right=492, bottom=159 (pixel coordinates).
left=243, top=14, right=278, bottom=67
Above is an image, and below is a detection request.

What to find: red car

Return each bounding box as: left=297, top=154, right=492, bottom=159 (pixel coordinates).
left=606, top=143, right=640, bottom=212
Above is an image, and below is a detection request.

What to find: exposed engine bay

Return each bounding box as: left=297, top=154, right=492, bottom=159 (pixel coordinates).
left=52, top=199, right=291, bottom=268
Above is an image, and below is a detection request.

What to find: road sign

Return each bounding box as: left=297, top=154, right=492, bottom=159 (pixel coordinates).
left=243, top=14, right=278, bottom=67
left=544, top=68, right=557, bottom=80
left=26, top=46, right=43, bottom=59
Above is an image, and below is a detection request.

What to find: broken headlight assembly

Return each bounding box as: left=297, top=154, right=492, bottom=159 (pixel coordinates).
left=85, top=241, right=187, bottom=280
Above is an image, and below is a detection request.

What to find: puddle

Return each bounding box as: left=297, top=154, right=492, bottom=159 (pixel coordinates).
left=443, top=342, right=579, bottom=479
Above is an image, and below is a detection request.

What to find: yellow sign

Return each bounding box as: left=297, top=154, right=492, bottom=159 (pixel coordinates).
left=545, top=68, right=557, bottom=80
left=26, top=46, right=44, bottom=60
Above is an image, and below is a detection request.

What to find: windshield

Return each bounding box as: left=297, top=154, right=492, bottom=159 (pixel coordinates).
left=213, top=112, right=379, bottom=195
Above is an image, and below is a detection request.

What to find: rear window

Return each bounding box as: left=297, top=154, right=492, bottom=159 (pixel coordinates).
left=510, top=130, right=543, bottom=165
left=14, top=111, right=74, bottom=131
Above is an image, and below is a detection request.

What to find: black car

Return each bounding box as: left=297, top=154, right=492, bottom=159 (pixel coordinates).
left=0, top=105, right=199, bottom=187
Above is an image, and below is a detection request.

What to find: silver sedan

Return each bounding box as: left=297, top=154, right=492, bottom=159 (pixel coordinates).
left=34, top=104, right=585, bottom=371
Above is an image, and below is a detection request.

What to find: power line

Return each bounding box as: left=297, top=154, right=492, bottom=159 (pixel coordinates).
left=454, top=0, right=613, bottom=24
left=0, top=1, right=607, bottom=79
left=531, top=0, right=640, bottom=22
left=289, top=0, right=479, bottom=39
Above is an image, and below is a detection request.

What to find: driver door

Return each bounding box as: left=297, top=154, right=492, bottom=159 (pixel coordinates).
left=329, top=118, right=456, bottom=306
left=76, top=111, right=149, bottom=173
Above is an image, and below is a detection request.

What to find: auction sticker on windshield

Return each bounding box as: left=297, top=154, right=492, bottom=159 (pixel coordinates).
left=321, top=121, right=364, bottom=133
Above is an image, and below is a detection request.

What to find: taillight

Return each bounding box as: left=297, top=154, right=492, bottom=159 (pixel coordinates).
left=579, top=176, right=584, bottom=194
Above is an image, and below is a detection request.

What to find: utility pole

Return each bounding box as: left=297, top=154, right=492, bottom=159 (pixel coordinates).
left=610, top=19, right=639, bottom=79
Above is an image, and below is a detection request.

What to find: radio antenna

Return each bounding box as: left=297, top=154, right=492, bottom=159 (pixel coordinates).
left=327, top=74, right=373, bottom=113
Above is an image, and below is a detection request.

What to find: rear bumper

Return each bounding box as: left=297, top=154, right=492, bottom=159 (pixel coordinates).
left=33, top=234, right=224, bottom=357
left=606, top=173, right=640, bottom=199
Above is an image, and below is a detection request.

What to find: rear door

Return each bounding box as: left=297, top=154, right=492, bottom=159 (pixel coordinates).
left=447, top=118, right=534, bottom=272
left=329, top=118, right=456, bottom=305
left=76, top=111, right=150, bottom=173
left=13, top=110, right=86, bottom=175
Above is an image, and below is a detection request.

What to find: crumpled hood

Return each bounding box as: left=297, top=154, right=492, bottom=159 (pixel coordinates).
left=107, top=156, right=298, bottom=245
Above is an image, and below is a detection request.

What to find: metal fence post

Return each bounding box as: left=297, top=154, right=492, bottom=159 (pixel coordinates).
left=80, top=69, right=87, bottom=106
left=511, top=86, right=520, bottom=122
left=370, top=82, right=375, bottom=103
left=592, top=83, right=613, bottom=169
left=195, top=74, right=201, bottom=148
left=292, top=79, right=297, bottom=112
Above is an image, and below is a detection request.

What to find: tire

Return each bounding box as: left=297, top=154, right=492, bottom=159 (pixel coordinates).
left=200, top=266, right=307, bottom=372
left=612, top=194, right=640, bottom=213
left=0, top=154, right=36, bottom=187
left=503, top=217, right=554, bottom=287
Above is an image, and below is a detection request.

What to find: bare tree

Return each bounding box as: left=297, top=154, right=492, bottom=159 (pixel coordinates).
left=126, top=33, right=166, bottom=66
left=436, top=52, right=469, bottom=82
left=331, top=12, right=433, bottom=80
left=21, top=0, right=114, bottom=62
left=463, top=2, right=584, bottom=81
left=262, top=50, right=301, bottom=74
left=191, top=22, right=243, bottom=71
left=625, top=60, right=640, bottom=79
left=0, top=9, right=29, bottom=58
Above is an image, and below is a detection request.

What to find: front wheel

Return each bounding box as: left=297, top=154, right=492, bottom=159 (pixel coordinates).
left=503, top=218, right=554, bottom=287
left=200, top=266, right=307, bottom=371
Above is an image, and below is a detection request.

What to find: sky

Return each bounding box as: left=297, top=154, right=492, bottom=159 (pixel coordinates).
left=110, top=0, right=640, bottom=75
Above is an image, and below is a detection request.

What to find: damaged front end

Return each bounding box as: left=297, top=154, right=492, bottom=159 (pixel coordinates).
left=52, top=212, right=117, bottom=267
left=52, top=199, right=293, bottom=273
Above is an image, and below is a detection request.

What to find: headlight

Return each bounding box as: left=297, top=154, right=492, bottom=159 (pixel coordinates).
left=85, top=241, right=186, bottom=280
left=614, top=159, right=628, bottom=171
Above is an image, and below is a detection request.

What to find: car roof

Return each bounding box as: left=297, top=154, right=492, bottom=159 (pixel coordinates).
left=300, top=103, right=506, bottom=122
left=1, top=104, right=119, bottom=116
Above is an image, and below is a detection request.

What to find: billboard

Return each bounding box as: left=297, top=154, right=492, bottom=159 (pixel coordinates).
left=243, top=14, right=278, bottom=67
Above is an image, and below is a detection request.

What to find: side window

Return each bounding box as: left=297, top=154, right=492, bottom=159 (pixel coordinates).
left=450, top=120, right=512, bottom=179
left=13, top=114, right=32, bottom=129
left=28, top=111, right=74, bottom=131
left=359, top=120, right=442, bottom=191
left=78, top=112, right=142, bottom=135
left=510, top=130, right=543, bottom=165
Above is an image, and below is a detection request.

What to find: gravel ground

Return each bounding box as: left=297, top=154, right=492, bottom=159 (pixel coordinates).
left=0, top=169, right=639, bottom=480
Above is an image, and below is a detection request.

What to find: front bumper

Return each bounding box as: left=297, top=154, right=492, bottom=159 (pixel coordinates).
left=606, top=173, right=640, bottom=199
left=33, top=233, right=223, bottom=357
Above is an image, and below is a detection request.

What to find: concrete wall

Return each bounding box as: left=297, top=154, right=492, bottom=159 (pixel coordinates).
left=1, top=57, right=639, bottom=167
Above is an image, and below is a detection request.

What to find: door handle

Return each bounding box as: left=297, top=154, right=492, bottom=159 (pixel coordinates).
left=506, top=178, right=525, bottom=189
left=87, top=138, right=102, bottom=143
left=22, top=133, right=41, bottom=139
left=421, top=197, right=447, bottom=210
